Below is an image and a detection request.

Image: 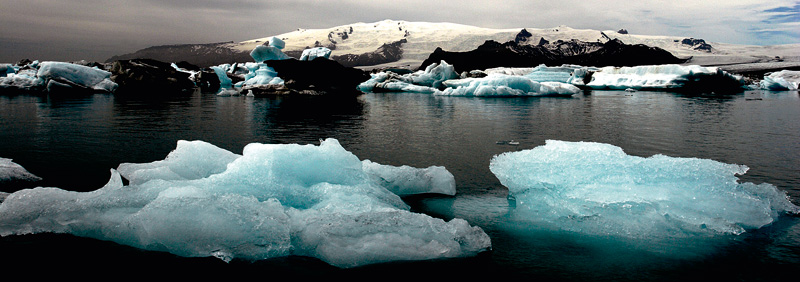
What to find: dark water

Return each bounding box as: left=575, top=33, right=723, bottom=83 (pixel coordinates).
left=1, top=89, right=799, bottom=280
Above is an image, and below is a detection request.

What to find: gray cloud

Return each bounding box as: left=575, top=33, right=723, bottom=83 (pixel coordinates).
left=1, top=0, right=797, bottom=63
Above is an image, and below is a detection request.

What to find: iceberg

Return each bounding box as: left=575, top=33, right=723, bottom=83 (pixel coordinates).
left=300, top=47, right=332, bottom=61
left=438, top=74, right=581, bottom=97
left=357, top=60, right=459, bottom=93
left=0, top=139, right=489, bottom=267
left=523, top=64, right=587, bottom=84
left=362, top=160, right=456, bottom=196
left=490, top=140, right=799, bottom=238
left=36, top=61, right=118, bottom=93
left=0, top=158, right=42, bottom=185
left=575, top=64, right=744, bottom=91
left=250, top=45, right=291, bottom=63
left=760, top=70, right=800, bottom=91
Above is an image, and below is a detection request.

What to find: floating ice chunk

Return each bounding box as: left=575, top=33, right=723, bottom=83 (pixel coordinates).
left=1, top=64, right=15, bottom=77
left=523, top=64, right=585, bottom=84
left=0, top=139, right=488, bottom=267
left=0, top=158, right=42, bottom=185
left=250, top=45, right=291, bottom=63
left=268, top=37, right=286, bottom=50
left=300, top=47, right=332, bottom=61
left=36, top=61, right=118, bottom=92
left=577, top=64, right=744, bottom=91
left=362, top=160, right=456, bottom=196
left=438, top=74, right=581, bottom=97
left=242, top=64, right=284, bottom=86
left=760, top=70, right=800, bottom=91
left=0, top=70, right=45, bottom=90
left=490, top=140, right=800, bottom=238
left=210, top=66, right=233, bottom=89
left=357, top=60, right=458, bottom=93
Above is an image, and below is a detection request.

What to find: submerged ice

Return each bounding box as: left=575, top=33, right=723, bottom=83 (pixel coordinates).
left=0, top=139, right=488, bottom=267
left=490, top=140, right=799, bottom=238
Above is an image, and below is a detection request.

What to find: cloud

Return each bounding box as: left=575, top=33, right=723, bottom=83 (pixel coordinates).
left=1, top=0, right=797, bottom=62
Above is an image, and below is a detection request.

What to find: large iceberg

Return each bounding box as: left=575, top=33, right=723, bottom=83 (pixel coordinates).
left=438, top=74, right=581, bottom=97
left=490, top=140, right=799, bottom=238
left=0, top=61, right=117, bottom=93
left=575, top=64, right=744, bottom=91
left=249, top=38, right=291, bottom=63
left=357, top=60, right=459, bottom=93
left=0, top=139, right=488, bottom=267
left=760, top=70, right=800, bottom=91
left=300, top=47, right=332, bottom=61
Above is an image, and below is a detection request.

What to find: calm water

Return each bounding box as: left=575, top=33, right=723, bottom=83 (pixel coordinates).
left=1, top=89, right=799, bottom=280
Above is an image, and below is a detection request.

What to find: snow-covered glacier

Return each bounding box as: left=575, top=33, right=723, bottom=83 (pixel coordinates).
left=490, top=140, right=799, bottom=238
left=0, top=139, right=489, bottom=267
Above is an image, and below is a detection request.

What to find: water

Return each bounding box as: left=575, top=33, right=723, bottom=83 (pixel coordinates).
left=1, top=89, right=799, bottom=280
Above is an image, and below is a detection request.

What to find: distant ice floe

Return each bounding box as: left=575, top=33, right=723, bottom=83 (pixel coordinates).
left=0, top=139, right=488, bottom=267
left=490, top=140, right=800, bottom=239
left=300, top=47, right=332, bottom=61
left=357, top=61, right=757, bottom=96
left=0, top=61, right=117, bottom=93
left=760, top=70, right=800, bottom=91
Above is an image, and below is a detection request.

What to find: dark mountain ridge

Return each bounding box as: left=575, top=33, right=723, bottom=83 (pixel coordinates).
left=418, top=39, right=689, bottom=73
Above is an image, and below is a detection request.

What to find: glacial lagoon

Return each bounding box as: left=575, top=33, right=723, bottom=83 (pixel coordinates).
left=1, top=89, right=798, bottom=280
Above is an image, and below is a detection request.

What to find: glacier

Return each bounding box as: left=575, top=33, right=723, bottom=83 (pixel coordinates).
left=0, top=139, right=489, bottom=267
left=760, top=70, right=800, bottom=91
left=490, top=140, right=799, bottom=239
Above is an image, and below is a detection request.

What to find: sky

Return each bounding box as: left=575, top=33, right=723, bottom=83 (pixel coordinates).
left=1, top=0, right=798, bottom=63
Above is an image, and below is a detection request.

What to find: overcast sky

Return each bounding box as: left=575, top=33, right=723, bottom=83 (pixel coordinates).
left=1, top=0, right=798, bottom=63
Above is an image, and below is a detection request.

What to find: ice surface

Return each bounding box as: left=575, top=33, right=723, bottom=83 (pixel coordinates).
left=0, top=139, right=488, bottom=267
left=268, top=37, right=286, bottom=50
left=523, top=64, right=586, bottom=84
left=241, top=63, right=284, bottom=86
left=362, top=160, right=456, bottom=196
left=490, top=140, right=800, bottom=238
left=250, top=45, right=291, bottom=63
left=760, top=70, right=800, bottom=91
left=438, top=74, right=581, bottom=96
left=0, top=70, right=44, bottom=90
left=36, top=61, right=118, bottom=92
left=576, top=64, right=744, bottom=90
left=357, top=60, right=459, bottom=93
left=0, top=158, right=42, bottom=184
left=300, top=47, right=332, bottom=61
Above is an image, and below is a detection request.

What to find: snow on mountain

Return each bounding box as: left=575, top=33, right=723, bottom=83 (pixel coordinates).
left=110, top=20, right=799, bottom=72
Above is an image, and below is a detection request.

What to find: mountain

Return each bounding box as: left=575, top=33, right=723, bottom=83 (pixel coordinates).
left=418, top=38, right=688, bottom=73
left=107, top=20, right=800, bottom=72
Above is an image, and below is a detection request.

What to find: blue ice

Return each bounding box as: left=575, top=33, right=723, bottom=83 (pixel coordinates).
left=490, top=140, right=799, bottom=238
left=0, top=139, right=488, bottom=267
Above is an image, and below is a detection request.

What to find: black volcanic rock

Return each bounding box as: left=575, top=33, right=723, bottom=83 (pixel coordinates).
left=110, top=59, right=196, bottom=94
left=254, top=57, right=370, bottom=95
left=418, top=39, right=688, bottom=73
left=514, top=29, right=533, bottom=43
left=106, top=42, right=254, bottom=68
left=681, top=38, right=713, bottom=52
left=333, top=39, right=407, bottom=67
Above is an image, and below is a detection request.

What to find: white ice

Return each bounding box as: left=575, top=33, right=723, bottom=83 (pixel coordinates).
left=36, top=61, right=118, bottom=92
left=241, top=63, right=284, bottom=87
left=760, top=70, right=800, bottom=91
left=357, top=60, right=459, bottom=93
left=438, top=74, right=581, bottom=97
left=0, top=139, right=489, bottom=267
left=490, top=140, right=800, bottom=238
left=300, top=47, right=332, bottom=61
left=576, top=64, right=744, bottom=90
left=0, top=158, right=42, bottom=184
